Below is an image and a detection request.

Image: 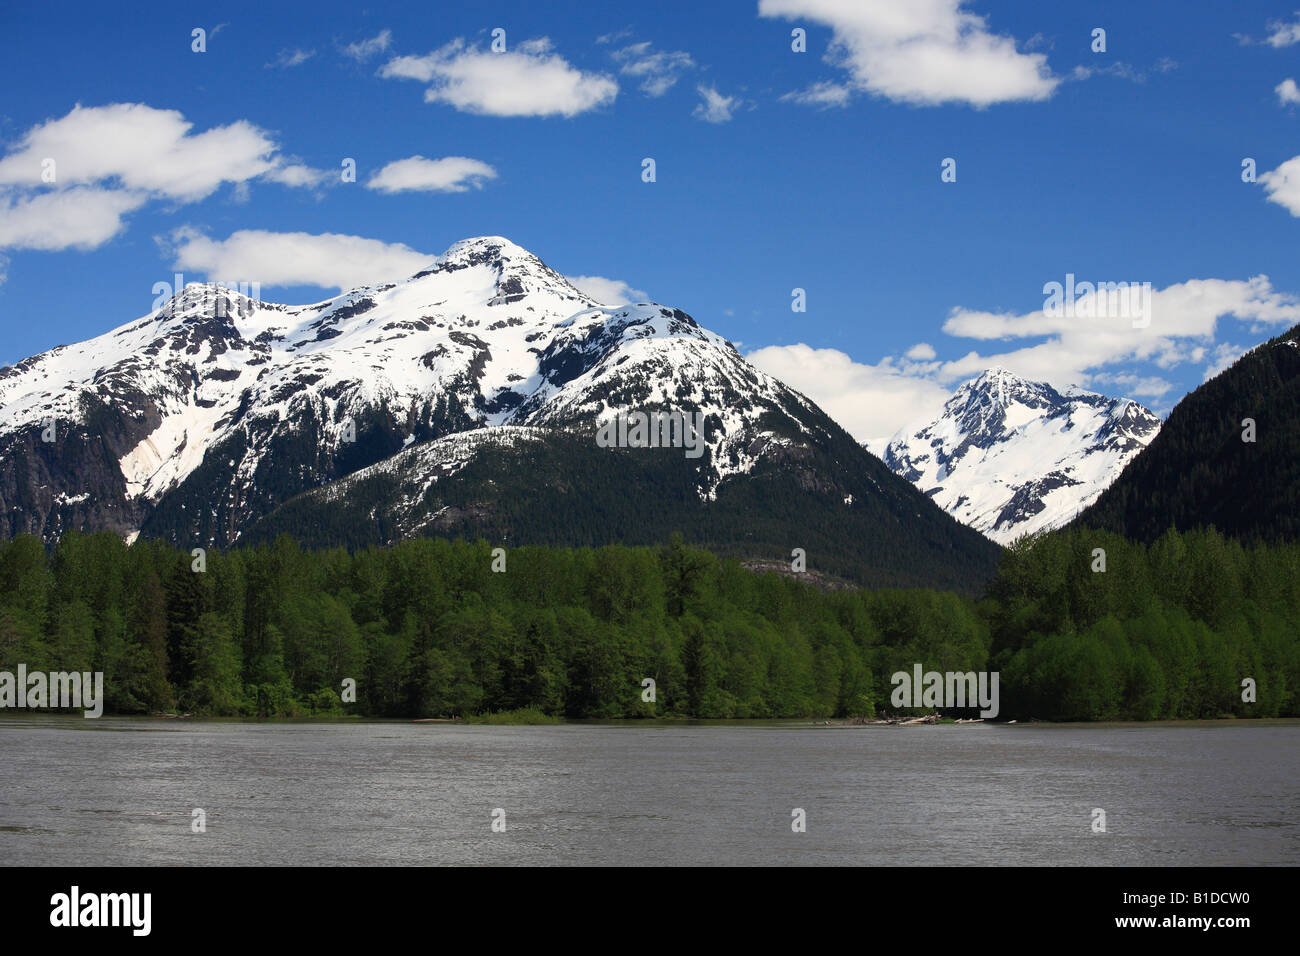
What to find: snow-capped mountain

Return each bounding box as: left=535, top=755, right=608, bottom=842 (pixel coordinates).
left=883, top=368, right=1161, bottom=544
left=0, top=236, right=793, bottom=541
left=0, top=236, right=1001, bottom=589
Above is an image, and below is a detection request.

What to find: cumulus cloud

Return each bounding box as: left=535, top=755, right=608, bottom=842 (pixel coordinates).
left=0, top=103, right=278, bottom=202
left=747, top=343, right=952, bottom=449
left=610, top=41, right=695, bottom=96
left=167, top=228, right=432, bottom=291
left=748, top=276, right=1300, bottom=445
left=261, top=163, right=334, bottom=189
left=1277, top=77, right=1300, bottom=106
left=342, top=29, right=392, bottom=61
left=936, top=276, right=1300, bottom=385
left=366, top=155, right=497, bottom=193
left=564, top=274, right=648, bottom=305
left=1266, top=14, right=1300, bottom=47
left=0, top=103, right=323, bottom=254
left=1261, top=155, right=1300, bottom=215
left=693, top=85, right=742, bottom=123
left=380, top=37, right=617, bottom=117
left=0, top=187, right=147, bottom=251
left=758, top=0, right=1058, bottom=107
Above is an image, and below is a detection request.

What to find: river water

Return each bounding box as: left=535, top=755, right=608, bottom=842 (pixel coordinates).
left=1, top=717, right=1295, bottom=866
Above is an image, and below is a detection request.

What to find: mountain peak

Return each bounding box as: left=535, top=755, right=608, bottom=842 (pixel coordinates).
left=945, top=368, right=1054, bottom=425
left=976, top=366, right=1019, bottom=382
left=154, top=281, right=260, bottom=323
left=885, top=371, right=1160, bottom=543
left=440, top=235, right=529, bottom=260
left=430, top=235, right=548, bottom=275
left=964, top=366, right=1034, bottom=400
left=407, top=235, right=586, bottom=305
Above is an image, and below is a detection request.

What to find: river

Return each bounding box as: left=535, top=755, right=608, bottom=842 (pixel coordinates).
left=1, top=717, right=1295, bottom=865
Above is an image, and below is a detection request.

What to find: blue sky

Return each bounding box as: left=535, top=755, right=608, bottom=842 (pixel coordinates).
left=3, top=0, right=1300, bottom=444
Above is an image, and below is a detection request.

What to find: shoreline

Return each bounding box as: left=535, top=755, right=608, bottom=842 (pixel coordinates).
left=2, top=713, right=1298, bottom=729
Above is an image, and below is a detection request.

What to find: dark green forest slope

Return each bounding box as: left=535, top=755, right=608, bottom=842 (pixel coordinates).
left=239, top=425, right=1001, bottom=594
left=1, top=527, right=1295, bottom=721
left=1078, top=323, right=1300, bottom=543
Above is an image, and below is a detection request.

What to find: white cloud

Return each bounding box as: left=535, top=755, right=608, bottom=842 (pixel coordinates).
left=1266, top=14, right=1300, bottom=47
left=1277, top=77, right=1300, bottom=106
left=261, top=163, right=333, bottom=188
left=1087, top=371, right=1173, bottom=400
left=780, top=81, right=852, bottom=109
left=1261, top=155, right=1300, bottom=215
left=343, top=29, right=392, bottom=61
left=366, top=155, right=497, bottom=194
left=0, top=187, right=147, bottom=251
left=0, top=103, right=278, bottom=202
left=748, top=276, right=1300, bottom=445
left=747, top=343, right=952, bottom=448
left=167, top=229, right=432, bottom=291
left=0, top=104, right=328, bottom=255
left=1202, top=343, right=1250, bottom=381
left=758, top=0, right=1058, bottom=107
left=267, top=48, right=315, bottom=69
left=693, top=85, right=741, bottom=123
left=944, top=277, right=1300, bottom=340
left=565, top=274, right=648, bottom=305
left=380, top=37, right=617, bottom=117
left=610, top=41, right=695, bottom=96
left=936, top=276, right=1300, bottom=387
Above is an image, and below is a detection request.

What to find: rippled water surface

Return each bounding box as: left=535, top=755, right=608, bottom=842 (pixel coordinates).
left=1, top=717, right=1296, bottom=865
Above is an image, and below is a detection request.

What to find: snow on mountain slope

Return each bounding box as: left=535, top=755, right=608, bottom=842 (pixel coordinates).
left=882, top=368, right=1161, bottom=544
left=2, top=238, right=594, bottom=498
left=0, top=236, right=837, bottom=545
left=309, top=424, right=552, bottom=537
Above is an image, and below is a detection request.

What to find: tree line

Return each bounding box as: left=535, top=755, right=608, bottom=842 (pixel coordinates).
left=986, top=527, right=1300, bottom=719
left=0, top=526, right=1295, bottom=720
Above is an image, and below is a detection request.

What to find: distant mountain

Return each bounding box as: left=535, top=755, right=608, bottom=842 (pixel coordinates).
left=1077, top=324, right=1300, bottom=543
left=883, top=368, right=1161, bottom=544
left=0, top=236, right=1000, bottom=590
